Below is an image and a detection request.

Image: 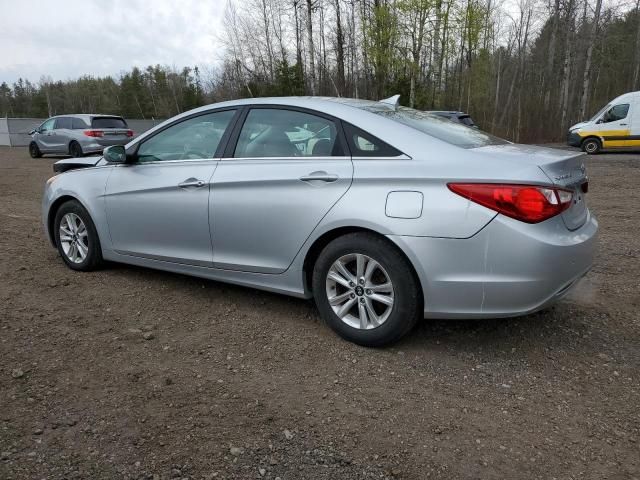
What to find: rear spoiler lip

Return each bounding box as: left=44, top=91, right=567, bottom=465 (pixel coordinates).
left=53, top=156, right=102, bottom=173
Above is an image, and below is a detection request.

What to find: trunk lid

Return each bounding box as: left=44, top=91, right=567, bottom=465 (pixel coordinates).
left=472, top=144, right=588, bottom=230
left=96, top=128, right=131, bottom=146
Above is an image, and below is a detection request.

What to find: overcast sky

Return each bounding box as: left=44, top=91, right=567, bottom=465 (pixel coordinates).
left=0, top=0, right=227, bottom=84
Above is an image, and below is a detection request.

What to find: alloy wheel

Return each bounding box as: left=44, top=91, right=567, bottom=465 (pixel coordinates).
left=59, top=213, right=89, bottom=264
left=325, top=253, right=395, bottom=330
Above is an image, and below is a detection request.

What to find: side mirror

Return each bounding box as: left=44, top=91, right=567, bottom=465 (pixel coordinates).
left=29, top=129, right=37, bottom=135
left=103, top=145, right=127, bottom=164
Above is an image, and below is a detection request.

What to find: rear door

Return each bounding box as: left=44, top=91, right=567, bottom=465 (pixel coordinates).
left=210, top=106, right=353, bottom=274
left=52, top=117, right=72, bottom=152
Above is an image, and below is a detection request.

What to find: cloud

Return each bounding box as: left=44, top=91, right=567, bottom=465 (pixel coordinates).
left=0, top=0, right=227, bottom=84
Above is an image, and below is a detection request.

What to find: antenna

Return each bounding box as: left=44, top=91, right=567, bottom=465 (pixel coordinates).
left=379, top=94, right=400, bottom=109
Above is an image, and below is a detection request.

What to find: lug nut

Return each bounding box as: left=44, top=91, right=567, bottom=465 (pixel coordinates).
left=359, top=297, right=365, bottom=303
left=365, top=289, right=372, bottom=295
left=350, top=293, right=356, bottom=299
left=359, top=278, right=365, bottom=285
left=349, top=281, right=355, bottom=287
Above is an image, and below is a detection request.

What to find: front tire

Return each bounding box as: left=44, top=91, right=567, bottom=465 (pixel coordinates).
left=312, top=233, right=422, bottom=347
left=53, top=200, right=103, bottom=271
left=69, top=141, right=84, bottom=158
left=582, top=137, right=601, bottom=154
left=29, top=142, right=42, bottom=158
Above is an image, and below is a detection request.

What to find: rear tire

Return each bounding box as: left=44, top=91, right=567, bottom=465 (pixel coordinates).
left=582, top=137, right=601, bottom=155
left=69, top=141, right=83, bottom=158
left=53, top=200, right=103, bottom=271
left=29, top=142, right=42, bottom=158
left=312, top=233, right=422, bottom=347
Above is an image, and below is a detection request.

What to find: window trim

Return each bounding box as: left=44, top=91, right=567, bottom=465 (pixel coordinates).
left=222, top=105, right=350, bottom=160
left=341, top=121, right=406, bottom=158
left=126, top=107, right=241, bottom=164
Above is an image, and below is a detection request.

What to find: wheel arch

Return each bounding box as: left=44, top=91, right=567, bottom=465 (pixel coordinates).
left=302, top=226, right=424, bottom=301
left=580, top=135, right=602, bottom=151
left=47, top=195, right=87, bottom=246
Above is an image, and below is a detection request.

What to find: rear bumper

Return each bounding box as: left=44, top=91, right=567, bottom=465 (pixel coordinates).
left=388, top=211, right=598, bottom=319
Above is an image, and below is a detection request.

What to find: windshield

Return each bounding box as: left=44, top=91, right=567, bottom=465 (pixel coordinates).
left=589, top=104, right=610, bottom=122
left=360, top=105, right=507, bottom=149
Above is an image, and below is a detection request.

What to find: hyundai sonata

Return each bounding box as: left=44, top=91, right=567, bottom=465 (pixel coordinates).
left=42, top=96, right=597, bottom=346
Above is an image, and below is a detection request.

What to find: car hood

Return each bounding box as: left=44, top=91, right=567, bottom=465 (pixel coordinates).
left=569, top=121, right=589, bottom=131
left=53, top=156, right=103, bottom=173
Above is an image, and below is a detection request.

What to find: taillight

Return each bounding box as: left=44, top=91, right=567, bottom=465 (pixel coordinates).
left=447, top=183, right=573, bottom=223
left=83, top=130, right=104, bottom=137
left=126, top=129, right=134, bottom=137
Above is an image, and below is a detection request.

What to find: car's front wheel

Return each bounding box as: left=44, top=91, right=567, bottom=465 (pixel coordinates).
left=29, top=142, right=42, bottom=158
left=582, top=137, right=601, bottom=154
left=53, top=200, right=103, bottom=271
left=312, top=233, right=422, bottom=347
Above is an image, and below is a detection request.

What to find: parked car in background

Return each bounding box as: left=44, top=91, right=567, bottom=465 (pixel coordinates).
left=567, top=91, right=640, bottom=154
left=427, top=110, right=478, bottom=128
left=29, top=114, right=133, bottom=158
left=42, top=96, right=596, bottom=347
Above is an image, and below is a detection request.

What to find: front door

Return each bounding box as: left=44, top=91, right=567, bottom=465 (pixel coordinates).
left=210, top=106, right=353, bottom=274
left=104, top=109, right=238, bottom=266
left=36, top=118, right=57, bottom=152
left=597, top=103, right=631, bottom=148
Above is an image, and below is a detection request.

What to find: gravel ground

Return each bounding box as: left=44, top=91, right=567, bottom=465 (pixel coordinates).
left=1, top=146, right=639, bottom=480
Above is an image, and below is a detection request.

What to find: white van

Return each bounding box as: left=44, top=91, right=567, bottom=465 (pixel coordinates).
left=567, top=91, right=640, bottom=154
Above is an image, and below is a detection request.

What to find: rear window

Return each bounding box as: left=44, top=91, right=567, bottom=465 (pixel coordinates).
left=361, top=105, right=507, bottom=149
left=72, top=117, right=89, bottom=129
left=92, top=117, right=128, bottom=129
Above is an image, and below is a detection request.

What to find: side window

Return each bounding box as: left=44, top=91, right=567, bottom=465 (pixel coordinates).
left=136, top=110, right=236, bottom=163
left=54, top=117, right=72, bottom=129
left=40, top=118, right=55, bottom=132
left=342, top=122, right=402, bottom=157
left=234, top=108, right=343, bottom=158
left=72, top=118, right=89, bottom=129
left=603, top=104, right=629, bottom=123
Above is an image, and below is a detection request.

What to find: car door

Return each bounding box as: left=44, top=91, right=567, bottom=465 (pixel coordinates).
left=597, top=103, right=631, bottom=148
left=210, top=106, right=353, bottom=274
left=104, top=109, right=238, bottom=266
left=36, top=118, right=57, bottom=152
left=52, top=117, right=72, bottom=153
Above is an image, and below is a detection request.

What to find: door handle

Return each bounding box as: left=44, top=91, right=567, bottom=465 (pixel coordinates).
left=178, top=178, right=206, bottom=188
left=620, top=123, right=628, bottom=126
left=299, top=171, right=339, bottom=183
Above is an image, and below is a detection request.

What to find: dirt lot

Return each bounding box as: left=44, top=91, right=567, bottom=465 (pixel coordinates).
left=0, top=146, right=639, bottom=480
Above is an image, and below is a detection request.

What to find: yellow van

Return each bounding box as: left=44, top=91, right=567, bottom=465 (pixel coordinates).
left=567, top=91, right=639, bottom=154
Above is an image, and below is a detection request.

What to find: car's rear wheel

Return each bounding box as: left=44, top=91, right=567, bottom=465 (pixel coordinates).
left=29, top=142, right=42, bottom=158
left=53, top=200, right=103, bottom=271
left=312, top=233, right=422, bottom=347
left=582, top=137, right=601, bottom=154
left=69, top=141, right=83, bottom=158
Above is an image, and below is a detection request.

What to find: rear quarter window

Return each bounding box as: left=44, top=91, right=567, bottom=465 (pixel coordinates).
left=92, top=117, right=128, bottom=128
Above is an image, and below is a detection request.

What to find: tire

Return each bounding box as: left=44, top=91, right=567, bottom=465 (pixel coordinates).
left=29, top=142, right=42, bottom=158
left=69, top=141, right=84, bottom=158
left=582, top=137, right=601, bottom=155
left=312, top=233, right=422, bottom=347
left=53, top=200, right=103, bottom=271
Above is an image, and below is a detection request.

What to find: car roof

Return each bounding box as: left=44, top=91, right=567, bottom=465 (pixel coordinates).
left=50, top=114, right=124, bottom=119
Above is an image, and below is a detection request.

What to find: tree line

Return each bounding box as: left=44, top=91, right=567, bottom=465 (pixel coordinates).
left=1, top=0, right=639, bottom=142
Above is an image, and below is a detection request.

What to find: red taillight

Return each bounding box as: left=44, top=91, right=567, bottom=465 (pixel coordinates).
left=126, top=129, right=134, bottom=137
left=447, top=183, right=573, bottom=223
left=83, top=130, right=104, bottom=137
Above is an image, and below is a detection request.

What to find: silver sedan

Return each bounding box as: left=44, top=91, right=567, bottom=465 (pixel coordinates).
left=42, top=96, right=597, bottom=346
